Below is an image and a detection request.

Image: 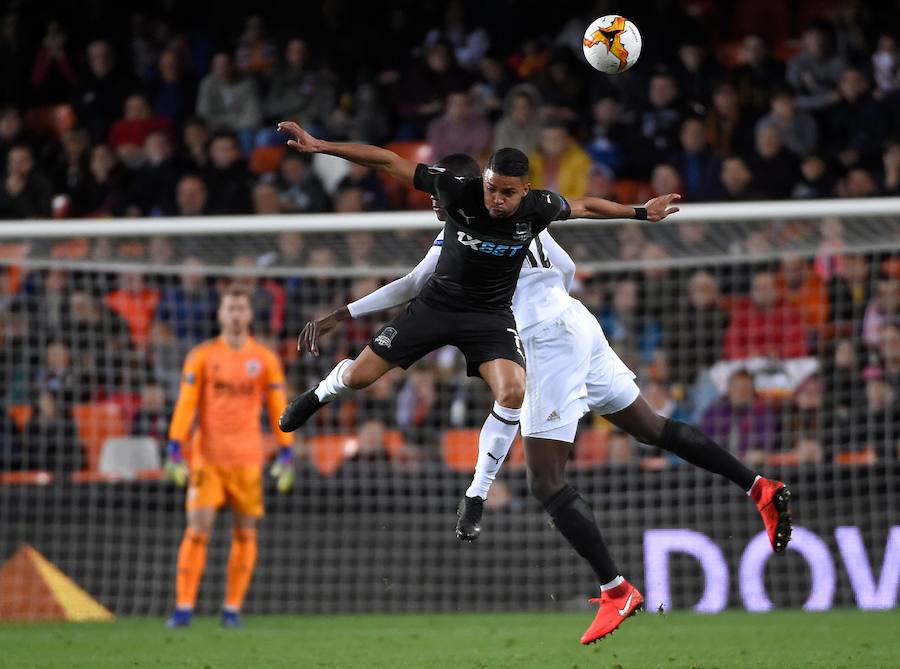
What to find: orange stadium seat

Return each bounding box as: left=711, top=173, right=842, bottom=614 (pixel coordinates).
left=505, top=435, right=525, bottom=469
left=382, top=141, right=434, bottom=210
left=249, top=145, right=286, bottom=175
left=24, top=104, right=75, bottom=138
left=383, top=430, right=407, bottom=460
left=441, top=429, right=479, bottom=472
left=72, top=402, right=127, bottom=472
left=0, top=471, right=53, bottom=485
left=8, top=404, right=33, bottom=431
left=571, top=428, right=610, bottom=469
left=310, top=434, right=352, bottom=476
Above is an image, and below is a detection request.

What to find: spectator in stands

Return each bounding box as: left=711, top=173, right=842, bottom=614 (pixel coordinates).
left=154, top=256, right=218, bottom=343
left=669, top=117, right=719, bottom=202
left=195, top=52, right=261, bottom=153
left=252, top=182, right=282, bottom=215
left=75, top=39, right=132, bottom=144
left=181, top=117, right=209, bottom=173
left=792, top=154, right=835, bottom=199
left=777, top=256, right=827, bottom=332
left=600, top=278, right=652, bottom=369
left=0, top=107, right=45, bottom=164
left=228, top=255, right=281, bottom=337
left=205, top=132, right=253, bottom=215
left=33, top=339, right=81, bottom=406
left=0, top=400, right=22, bottom=471
left=257, top=231, right=305, bottom=269
left=732, top=35, right=786, bottom=116
left=0, top=11, right=28, bottom=107
left=823, top=338, right=864, bottom=426
left=175, top=174, right=209, bottom=217
left=705, top=83, right=755, bottom=159
left=878, top=324, right=900, bottom=398
left=130, top=131, right=180, bottom=216
left=235, top=15, right=276, bottom=76
left=395, top=41, right=469, bottom=140
left=147, top=48, right=197, bottom=127
left=105, top=272, right=160, bottom=349
left=713, top=157, right=763, bottom=202
left=19, top=389, right=82, bottom=473
left=528, top=121, right=590, bottom=199
left=674, top=41, right=721, bottom=113
left=839, top=168, right=879, bottom=198
left=748, top=124, right=799, bottom=199
left=0, top=145, right=52, bottom=219
left=334, top=186, right=366, bottom=214
left=724, top=269, right=810, bottom=360
left=344, top=419, right=391, bottom=463
left=67, top=288, right=131, bottom=395
left=277, top=151, right=329, bottom=213
left=84, top=143, right=128, bottom=216
left=882, top=139, right=900, bottom=196
left=787, top=23, right=847, bottom=113
left=324, top=81, right=389, bottom=144
left=29, top=20, right=78, bottom=105
left=584, top=96, right=630, bottom=174
left=492, top=84, right=542, bottom=156
left=664, top=270, right=729, bottom=388
left=396, top=367, right=441, bottom=446
left=755, top=89, right=818, bottom=158
left=108, top=94, right=173, bottom=166
left=637, top=73, right=683, bottom=171
left=263, top=38, right=335, bottom=134
left=847, top=366, right=900, bottom=461
left=427, top=90, right=491, bottom=161
left=780, top=374, right=826, bottom=463
left=470, top=54, right=513, bottom=120
left=700, top=369, right=779, bottom=464
left=336, top=163, right=388, bottom=211
left=872, top=34, right=900, bottom=96
left=585, top=163, right=617, bottom=201
left=130, top=381, right=169, bottom=443
left=824, top=67, right=888, bottom=170
left=648, top=163, right=683, bottom=199
left=535, top=50, right=585, bottom=123
left=49, top=128, right=90, bottom=215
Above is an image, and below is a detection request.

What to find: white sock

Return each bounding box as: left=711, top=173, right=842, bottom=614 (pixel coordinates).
left=465, top=402, right=521, bottom=499
left=746, top=475, right=762, bottom=496
left=600, top=575, right=625, bottom=591
left=314, top=359, right=353, bottom=402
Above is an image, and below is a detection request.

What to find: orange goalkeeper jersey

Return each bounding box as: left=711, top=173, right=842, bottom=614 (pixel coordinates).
left=168, top=336, right=292, bottom=467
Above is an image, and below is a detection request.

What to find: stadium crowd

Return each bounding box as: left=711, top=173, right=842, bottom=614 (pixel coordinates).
left=1, top=1, right=899, bottom=478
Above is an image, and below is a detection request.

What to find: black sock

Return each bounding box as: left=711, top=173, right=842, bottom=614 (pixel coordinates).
left=660, top=419, right=757, bottom=491
left=542, top=484, right=619, bottom=584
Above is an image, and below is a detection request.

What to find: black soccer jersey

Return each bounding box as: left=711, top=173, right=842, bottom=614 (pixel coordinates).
left=412, top=163, right=570, bottom=312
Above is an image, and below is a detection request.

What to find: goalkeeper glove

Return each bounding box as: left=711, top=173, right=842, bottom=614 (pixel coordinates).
left=164, top=440, right=189, bottom=487
left=269, top=447, right=295, bottom=494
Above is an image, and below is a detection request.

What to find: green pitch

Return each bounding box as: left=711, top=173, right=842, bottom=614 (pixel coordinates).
left=2, top=609, right=898, bottom=669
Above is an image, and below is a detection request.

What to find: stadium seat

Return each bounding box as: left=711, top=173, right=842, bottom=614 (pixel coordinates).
left=0, top=471, right=53, bottom=485
left=310, top=434, right=352, bottom=476
left=8, top=404, right=33, bottom=431
left=249, top=145, right=285, bottom=175
left=383, top=430, right=407, bottom=460
left=612, top=179, right=649, bottom=205
left=23, top=104, right=75, bottom=138
left=382, top=141, right=433, bottom=210
left=98, top=437, right=162, bottom=479
left=834, top=448, right=877, bottom=465
left=440, top=429, right=479, bottom=473
left=72, top=402, right=127, bottom=472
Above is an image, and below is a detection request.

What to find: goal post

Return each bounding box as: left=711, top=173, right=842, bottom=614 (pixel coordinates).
left=1, top=198, right=898, bottom=618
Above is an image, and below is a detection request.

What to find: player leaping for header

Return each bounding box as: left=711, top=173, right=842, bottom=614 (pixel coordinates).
left=275, top=120, right=678, bottom=494
left=296, top=153, right=793, bottom=646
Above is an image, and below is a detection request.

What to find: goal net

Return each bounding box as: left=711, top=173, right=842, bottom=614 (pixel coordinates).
left=1, top=199, right=898, bottom=618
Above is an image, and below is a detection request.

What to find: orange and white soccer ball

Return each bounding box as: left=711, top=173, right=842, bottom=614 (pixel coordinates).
left=582, top=15, right=642, bottom=74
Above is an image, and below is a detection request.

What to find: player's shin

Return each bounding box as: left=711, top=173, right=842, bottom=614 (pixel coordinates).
left=465, top=402, right=521, bottom=499
left=542, top=484, right=619, bottom=585
left=314, top=358, right=354, bottom=402
left=224, top=528, right=258, bottom=612
left=175, top=528, right=209, bottom=610
left=659, top=419, right=757, bottom=491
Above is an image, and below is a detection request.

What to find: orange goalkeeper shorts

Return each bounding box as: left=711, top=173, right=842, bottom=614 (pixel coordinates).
left=186, top=465, right=264, bottom=517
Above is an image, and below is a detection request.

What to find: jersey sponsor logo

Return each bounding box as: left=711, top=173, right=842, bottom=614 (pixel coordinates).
left=245, top=359, right=261, bottom=377
left=456, top=231, right=524, bottom=257
left=212, top=380, right=257, bottom=396
left=374, top=326, right=398, bottom=349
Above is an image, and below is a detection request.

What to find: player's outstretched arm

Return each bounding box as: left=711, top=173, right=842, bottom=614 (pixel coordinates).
left=568, top=193, right=681, bottom=222
left=298, top=245, right=441, bottom=356
left=277, top=121, right=416, bottom=184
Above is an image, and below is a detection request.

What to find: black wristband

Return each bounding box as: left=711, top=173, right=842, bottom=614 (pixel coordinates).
left=633, top=206, right=648, bottom=220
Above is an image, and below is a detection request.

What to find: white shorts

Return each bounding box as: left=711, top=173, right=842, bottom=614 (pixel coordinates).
left=520, top=300, right=639, bottom=443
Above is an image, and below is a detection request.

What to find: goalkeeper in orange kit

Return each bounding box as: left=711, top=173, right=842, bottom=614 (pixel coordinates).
left=164, top=284, right=294, bottom=628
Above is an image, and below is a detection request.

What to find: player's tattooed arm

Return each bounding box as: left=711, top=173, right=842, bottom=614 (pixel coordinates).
left=568, top=193, right=681, bottom=222
left=297, top=306, right=351, bottom=357
left=277, top=121, right=416, bottom=184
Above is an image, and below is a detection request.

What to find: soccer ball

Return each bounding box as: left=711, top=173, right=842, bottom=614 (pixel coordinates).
left=582, top=15, right=642, bottom=74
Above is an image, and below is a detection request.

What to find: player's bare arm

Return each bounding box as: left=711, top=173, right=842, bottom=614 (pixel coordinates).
left=297, top=306, right=351, bottom=357
left=567, top=193, right=681, bottom=222
left=277, top=121, right=417, bottom=184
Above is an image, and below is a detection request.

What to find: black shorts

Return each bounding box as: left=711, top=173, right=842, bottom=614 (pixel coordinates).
left=369, top=299, right=526, bottom=377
